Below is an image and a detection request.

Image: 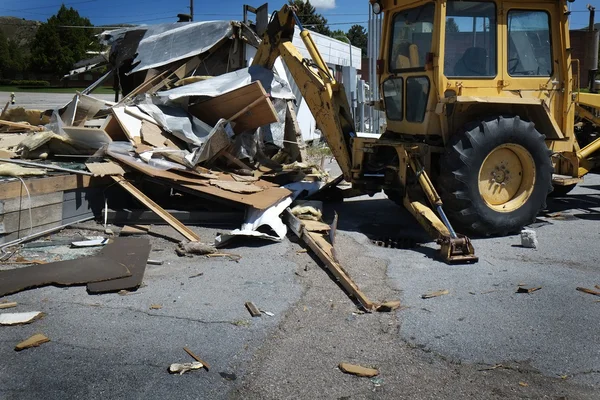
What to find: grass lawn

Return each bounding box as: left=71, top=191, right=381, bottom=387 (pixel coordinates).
left=0, top=85, right=115, bottom=94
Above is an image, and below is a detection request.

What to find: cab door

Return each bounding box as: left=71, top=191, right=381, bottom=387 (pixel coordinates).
left=500, top=3, right=565, bottom=128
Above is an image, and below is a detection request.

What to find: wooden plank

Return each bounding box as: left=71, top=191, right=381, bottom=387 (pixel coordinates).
left=0, top=119, right=44, bottom=132
left=284, top=209, right=377, bottom=312
left=0, top=175, right=98, bottom=200
left=115, top=69, right=171, bottom=107
left=183, top=347, right=210, bottom=371
left=85, top=161, right=126, bottom=177
left=188, top=82, right=278, bottom=134
left=245, top=301, right=262, bottom=317
left=0, top=191, right=63, bottom=214
left=0, top=203, right=63, bottom=234
left=0, top=301, right=17, bottom=309
left=110, top=176, right=201, bottom=242
left=15, top=334, right=50, bottom=351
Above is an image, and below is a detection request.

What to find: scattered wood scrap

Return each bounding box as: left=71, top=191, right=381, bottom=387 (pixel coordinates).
left=15, top=333, right=50, bottom=351
left=120, top=224, right=150, bottom=236
left=516, top=286, right=542, bottom=294
left=110, top=176, right=201, bottom=242
left=338, top=363, right=379, bottom=377
left=183, top=347, right=210, bottom=371
left=245, top=301, right=262, bottom=317
left=421, top=289, right=449, bottom=299
left=85, top=161, right=126, bottom=177
left=0, top=119, right=44, bottom=132
left=576, top=287, right=600, bottom=297
left=0, top=301, right=17, bottom=309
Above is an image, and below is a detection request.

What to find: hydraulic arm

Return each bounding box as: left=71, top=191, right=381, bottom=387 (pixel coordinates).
left=252, top=5, right=477, bottom=263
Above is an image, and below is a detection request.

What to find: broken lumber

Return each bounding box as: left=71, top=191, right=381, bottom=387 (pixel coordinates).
left=110, top=176, right=201, bottom=242
left=188, top=81, right=277, bottom=134
left=338, top=363, right=379, bottom=377
left=576, top=287, right=600, bottom=297
left=183, top=347, right=210, bottom=371
left=0, top=119, right=44, bottom=132
left=284, top=208, right=379, bottom=312
left=15, top=333, right=50, bottom=351
left=0, top=158, right=94, bottom=176
left=421, top=289, right=449, bottom=299
left=0, top=301, right=17, bottom=309
left=245, top=301, right=262, bottom=317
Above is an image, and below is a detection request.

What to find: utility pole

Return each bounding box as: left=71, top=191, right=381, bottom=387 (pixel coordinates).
left=587, top=4, right=597, bottom=91
left=190, top=0, right=194, bottom=21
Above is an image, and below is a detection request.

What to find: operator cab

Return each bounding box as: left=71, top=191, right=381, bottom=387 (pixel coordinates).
left=380, top=0, right=560, bottom=139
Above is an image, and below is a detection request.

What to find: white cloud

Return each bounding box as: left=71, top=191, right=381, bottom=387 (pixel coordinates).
left=308, top=0, right=336, bottom=10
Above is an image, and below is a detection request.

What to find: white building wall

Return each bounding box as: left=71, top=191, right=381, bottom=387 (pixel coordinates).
left=246, top=30, right=361, bottom=142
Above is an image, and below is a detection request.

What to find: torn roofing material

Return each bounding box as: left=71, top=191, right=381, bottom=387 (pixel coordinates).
left=156, top=66, right=295, bottom=103
left=127, top=20, right=234, bottom=74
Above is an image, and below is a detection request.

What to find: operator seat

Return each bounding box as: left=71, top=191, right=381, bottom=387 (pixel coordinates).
left=453, top=47, right=488, bottom=77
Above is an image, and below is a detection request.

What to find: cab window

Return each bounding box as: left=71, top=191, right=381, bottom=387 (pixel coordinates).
left=507, top=10, right=552, bottom=76
left=444, top=1, right=497, bottom=78
left=389, top=3, right=435, bottom=72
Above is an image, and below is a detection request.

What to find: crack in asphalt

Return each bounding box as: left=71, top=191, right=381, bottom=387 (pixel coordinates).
left=36, top=300, right=237, bottom=326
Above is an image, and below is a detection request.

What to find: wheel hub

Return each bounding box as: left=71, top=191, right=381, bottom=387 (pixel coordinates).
left=478, top=144, right=536, bottom=212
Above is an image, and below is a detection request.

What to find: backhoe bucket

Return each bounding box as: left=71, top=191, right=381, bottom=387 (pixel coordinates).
left=438, top=235, right=478, bottom=263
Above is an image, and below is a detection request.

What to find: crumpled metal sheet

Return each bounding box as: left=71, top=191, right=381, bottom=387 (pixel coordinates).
left=136, top=102, right=214, bottom=148
left=258, top=98, right=287, bottom=148
left=129, top=20, right=234, bottom=74
left=155, top=66, right=296, bottom=103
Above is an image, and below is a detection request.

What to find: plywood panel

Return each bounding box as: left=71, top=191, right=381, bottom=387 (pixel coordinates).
left=188, top=81, right=278, bottom=133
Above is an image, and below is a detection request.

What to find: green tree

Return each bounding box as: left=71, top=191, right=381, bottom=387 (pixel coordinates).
left=331, top=29, right=349, bottom=43
left=7, top=40, right=28, bottom=76
left=0, top=31, right=10, bottom=78
left=30, top=5, right=99, bottom=77
left=446, top=18, right=460, bottom=33
left=288, top=0, right=331, bottom=36
left=347, top=24, right=367, bottom=58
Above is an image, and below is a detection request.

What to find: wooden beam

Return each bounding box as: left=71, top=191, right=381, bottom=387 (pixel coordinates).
left=110, top=176, right=201, bottom=242
left=284, top=209, right=377, bottom=312
left=0, top=175, right=98, bottom=200
left=0, top=119, right=44, bottom=132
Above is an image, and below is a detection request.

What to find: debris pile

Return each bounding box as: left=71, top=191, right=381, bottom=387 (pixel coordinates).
left=0, top=17, right=393, bottom=318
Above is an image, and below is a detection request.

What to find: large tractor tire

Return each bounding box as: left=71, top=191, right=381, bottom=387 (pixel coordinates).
left=438, top=116, right=553, bottom=236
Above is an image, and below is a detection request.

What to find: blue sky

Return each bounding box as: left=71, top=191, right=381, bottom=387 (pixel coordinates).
left=0, top=0, right=369, bottom=30
left=0, top=0, right=597, bottom=31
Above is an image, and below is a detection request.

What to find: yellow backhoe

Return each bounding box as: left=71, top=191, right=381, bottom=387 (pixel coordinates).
left=253, top=0, right=600, bottom=263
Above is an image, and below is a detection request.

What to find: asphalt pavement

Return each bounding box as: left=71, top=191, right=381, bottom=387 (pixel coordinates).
left=0, top=100, right=598, bottom=397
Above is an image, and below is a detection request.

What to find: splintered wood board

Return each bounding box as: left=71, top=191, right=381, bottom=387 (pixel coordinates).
left=85, top=161, right=126, bottom=177
left=0, top=174, right=98, bottom=200
left=112, top=107, right=142, bottom=145
left=110, top=176, right=201, bottom=242
left=188, top=81, right=278, bottom=133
